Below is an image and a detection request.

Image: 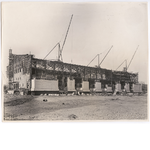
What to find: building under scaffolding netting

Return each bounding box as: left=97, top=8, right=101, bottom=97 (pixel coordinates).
left=7, top=49, right=143, bottom=95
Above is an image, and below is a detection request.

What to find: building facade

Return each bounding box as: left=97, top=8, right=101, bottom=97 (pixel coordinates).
left=7, top=49, right=139, bottom=94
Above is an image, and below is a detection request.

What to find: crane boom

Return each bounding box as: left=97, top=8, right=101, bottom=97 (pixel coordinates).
left=43, top=43, right=59, bottom=60
left=87, top=54, right=98, bottom=66
left=127, top=45, right=139, bottom=70
left=99, top=45, right=113, bottom=66
left=116, top=59, right=126, bottom=71
left=58, top=14, right=73, bottom=61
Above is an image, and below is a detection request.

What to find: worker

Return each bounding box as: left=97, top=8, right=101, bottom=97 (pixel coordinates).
left=104, top=84, right=107, bottom=96
left=122, top=88, right=126, bottom=96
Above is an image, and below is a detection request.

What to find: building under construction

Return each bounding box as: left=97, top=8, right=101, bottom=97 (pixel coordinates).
left=7, top=48, right=141, bottom=95
left=6, top=15, right=143, bottom=95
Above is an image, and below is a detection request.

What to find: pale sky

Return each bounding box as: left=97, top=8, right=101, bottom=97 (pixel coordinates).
left=2, top=2, right=148, bottom=83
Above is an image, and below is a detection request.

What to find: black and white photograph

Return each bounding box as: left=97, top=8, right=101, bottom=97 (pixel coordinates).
left=1, top=2, right=148, bottom=121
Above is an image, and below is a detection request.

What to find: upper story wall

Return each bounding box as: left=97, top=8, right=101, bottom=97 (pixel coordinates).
left=31, top=58, right=139, bottom=83
left=7, top=49, right=33, bottom=82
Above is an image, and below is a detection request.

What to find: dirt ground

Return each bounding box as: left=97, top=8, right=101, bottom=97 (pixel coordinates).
left=3, top=93, right=148, bottom=121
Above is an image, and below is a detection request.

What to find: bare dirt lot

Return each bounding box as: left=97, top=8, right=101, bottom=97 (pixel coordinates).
left=3, top=94, right=148, bottom=121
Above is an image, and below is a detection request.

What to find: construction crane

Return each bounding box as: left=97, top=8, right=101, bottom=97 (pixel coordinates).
left=58, top=14, right=73, bottom=61
left=43, top=15, right=73, bottom=61
left=127, top=45, right=139, bottom=70
left=87, top=53, right=102, bottom=67
left=99, top=45, right=113, bottom=66
left=116, top=59, right=127, bottom=71
left=43, top=43, right=60, bottom=60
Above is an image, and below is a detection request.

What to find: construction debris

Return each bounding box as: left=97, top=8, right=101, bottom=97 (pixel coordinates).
left=68, top=114, right=78, bottom=120
left=43, top=99, right=47, bottom=102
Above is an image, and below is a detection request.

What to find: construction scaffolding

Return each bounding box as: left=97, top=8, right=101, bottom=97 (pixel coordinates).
left=6, top=49, right=139, bottom=95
